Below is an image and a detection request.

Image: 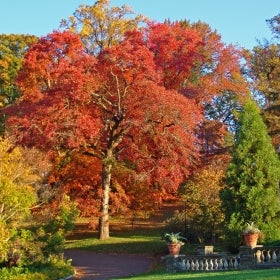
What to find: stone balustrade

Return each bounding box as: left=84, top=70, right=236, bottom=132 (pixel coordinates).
left=162, top=254, right=240, bottom=273
left=253, top=246, right=280, bottom=268
left=162, top=245, right=280, bottom=273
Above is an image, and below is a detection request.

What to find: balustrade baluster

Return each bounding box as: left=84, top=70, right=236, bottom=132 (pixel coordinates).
left=228, top=258, right=233, bottom=268
left=234, top=257, right=239, bottom=268
left=255, top=250, right=262, bottom=263
left=214, top=258, right=219, bottom=270
left=272, top=250, right=277, bottom=263
left=195, top=259, right=199, bottom=270
left=209, top=259, right=213, bottom=271
left=218, top=258, right=223, bottom=270
left=267, top=250, right=271, bottom=262
left=224, top=258, right=228, bottom=270
left=186, top=259, right=190, bottom=270
left=261, top=250, right=265, bottom=262
left=199, top=259, right=204, bottom=270
left=205, top=259, right=209, bottom=271
left=190, top=259, right=195, bottom=271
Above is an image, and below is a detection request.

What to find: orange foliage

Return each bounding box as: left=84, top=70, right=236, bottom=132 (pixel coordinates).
left=48, top=153, right=102, bottom=217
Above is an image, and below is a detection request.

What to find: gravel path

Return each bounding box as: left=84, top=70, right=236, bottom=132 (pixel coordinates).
left=64, top=249, right=154, bottom=280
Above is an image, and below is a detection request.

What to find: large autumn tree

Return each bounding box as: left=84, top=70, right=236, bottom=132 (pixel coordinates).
left=5, top=15, right=250, bottom=240
left=57, top=2, right=249, bottom=220
left=5, top=29, right=204, bottom=239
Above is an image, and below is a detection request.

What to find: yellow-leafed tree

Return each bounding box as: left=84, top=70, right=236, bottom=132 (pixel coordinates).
left=60, top=0, right=147, bottom=54
left=0, top=138, right=38, bottom=261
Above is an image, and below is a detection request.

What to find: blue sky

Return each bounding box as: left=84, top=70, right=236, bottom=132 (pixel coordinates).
left=0, top=0, right=279, bottom=49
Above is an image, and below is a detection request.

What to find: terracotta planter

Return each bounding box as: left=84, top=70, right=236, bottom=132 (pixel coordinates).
left=243, top=232, right=259, bottom=248
left=167, top=243, right=181, bottom=255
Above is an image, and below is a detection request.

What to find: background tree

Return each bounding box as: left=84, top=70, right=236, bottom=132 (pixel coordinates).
left=60, top=0, right=147, bottom=54
left=0, top=34, right=37, bottom=134
left=179, top=156, right=229, bottom=243
left=0, top=34, right=37, bottom=107
left=221, top=98, right=280, bottom=249
left=250, top=28, right=280, bottom=155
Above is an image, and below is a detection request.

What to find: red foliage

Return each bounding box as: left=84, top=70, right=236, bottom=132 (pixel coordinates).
left=4, top=23, right=248, bottom=225
left=146, top=22, right=248, bottom=104
left=146, top=22, right=203, bottom=91
left=6, top=31, right=101, bottom=150
left=48, top=153, right=102, bottom=217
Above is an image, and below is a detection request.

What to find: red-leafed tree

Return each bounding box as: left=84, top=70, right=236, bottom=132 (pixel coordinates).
left=5, top=20, right=250, bottom=239
left=5, top=29, right=203, bottom=239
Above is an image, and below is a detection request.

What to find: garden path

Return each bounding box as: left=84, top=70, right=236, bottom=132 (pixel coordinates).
left=64, top=249, right=153, bottom=280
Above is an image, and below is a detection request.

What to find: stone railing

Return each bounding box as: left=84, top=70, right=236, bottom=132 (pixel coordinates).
left=162, top=245, right=280, bottom=273
left=162, top=254, right=240, bottom=273
left=253, top=246, right=280, bottom=268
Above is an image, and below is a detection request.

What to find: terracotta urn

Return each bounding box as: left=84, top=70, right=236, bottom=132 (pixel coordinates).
left=243, top=232, right=259, bottom=248
left=168, top=243, right=181, bottom=255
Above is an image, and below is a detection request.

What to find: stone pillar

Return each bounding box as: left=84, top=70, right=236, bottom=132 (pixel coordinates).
left=239, top=245, right=263, bottom=269
left=162, top=255, right=186, bottom=273
left=197, top=245, right=214, bottom=256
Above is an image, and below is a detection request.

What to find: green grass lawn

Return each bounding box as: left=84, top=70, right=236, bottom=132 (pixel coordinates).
left=116, top=269, right=280, bottom=280
left=65, top=227, right=169, bottom=254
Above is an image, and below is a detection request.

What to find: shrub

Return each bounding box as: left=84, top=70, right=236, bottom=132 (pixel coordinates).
left=38, top=195, right=80, bottom=257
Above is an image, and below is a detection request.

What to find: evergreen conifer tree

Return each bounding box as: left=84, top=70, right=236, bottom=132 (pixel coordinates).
left=221, top=98, right=280, bottom=248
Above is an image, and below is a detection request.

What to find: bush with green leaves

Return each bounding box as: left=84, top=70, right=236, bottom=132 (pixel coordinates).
left=0, top=255, right=74, bottom=280
left=37, top=195, right=80, bottom=257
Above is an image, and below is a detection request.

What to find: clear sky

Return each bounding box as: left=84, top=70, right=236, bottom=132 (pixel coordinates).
left=0, top=0, right=279, bottom=49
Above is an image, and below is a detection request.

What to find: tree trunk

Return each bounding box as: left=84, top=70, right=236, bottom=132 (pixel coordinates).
left=99, top=157, right=112, bottom=240
left=98, top=111, right=124, bottom=239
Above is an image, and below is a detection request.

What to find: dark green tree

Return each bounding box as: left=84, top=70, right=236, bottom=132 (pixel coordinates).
left=221, top=98, right=280, bottom=248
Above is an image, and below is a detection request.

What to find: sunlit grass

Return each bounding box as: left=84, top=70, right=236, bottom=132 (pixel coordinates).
left=65, top=227, right=168, bottom=254
left=66, top=218, right=201, bottom=255
left=116, top=268, right=280, bottom=280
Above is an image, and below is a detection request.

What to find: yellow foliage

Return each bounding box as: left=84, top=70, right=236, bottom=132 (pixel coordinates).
left=0, top=137, right=38, bottom=224
left=60, top=0, right=147, bottom=54
left=182, top=164, right=226, bottom=227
